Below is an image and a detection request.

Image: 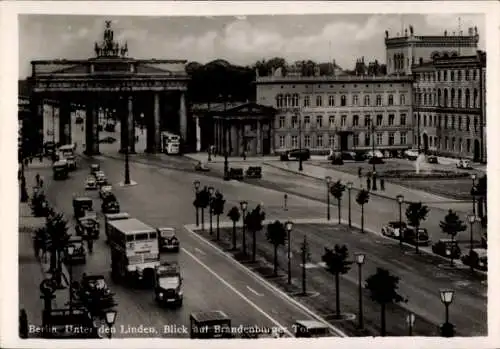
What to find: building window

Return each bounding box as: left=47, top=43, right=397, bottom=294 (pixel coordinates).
left=292, top=94, right=299, bottom=107
left=285, top=94, right=291, bottom=107
left=340, top=95, right=347, bottom=106
left=353, top=115, right=359, bottom=126
left=451, top=137, right=455, bottom=151
left=376, top=133, right=383, bottom=145
left=316, top=95, right=322, bottom=107
left=364, top=115, right=371, bottom=127
left=388, top=132, right=395, bottom=145
left=451, top=89, right=455, bottom=107
left=291, top=135, right=298, bottom=148
left=443, top=70, right=448, bottom=81
left=444, top=115, right=448, bottom=129
left=316, top=115, right=323, bottom=128
left=458, top=89, right=462, bottom=107
left=444, top=89, right=449, bottom=107
left=400, top=114, right=406, bottom=126
left=438, top=89, right=442, bottom=106
left=474, top=116, right=478, bottom=131
left=364, top=133, right=370, bottom=146
left=388, top=114, right=395, bottom=126
left=400, top=94, right=405, bottom=105
left=466, top=116, right=470, bottom=131
left=292, top=116, right=298, bottom=128
left=279, top=135, right=286, bottom=148
left=465, top=70, right=469, bottom=81
left=388, top=94, right=394, bottom=106
left=329, top=135, right=335, bottom=147
left=376, top=95, right=382, bottom=106
left=279, top=116, right=286, bottom=128
left=364, top=95, right=370, bottom=106
left=451, top=116, right=455, bottom=129
left=423, top=94, right=427, bottom=105
left=459, top=138, right=463, bottom=152
left=329, top=115, right=335, bottom=127
left=437, top=71, right=441, bottom=81
left=341, top=115, right=347, bottom=127
left=473, top=89, right=478, bottom=108
left=304, top=116, right=311, bottom=128
left=465, top=89, right=470, bottom=107
left=353, top=133, right=359, bottom=147
left=316, top=135, right=323, bottom=147
left=451, top=71, right=455, bottom=81
left=276, top=94, right=284, bottom=108
left=328, top=95, right=335, bottom=106
left=473, top=69, right=477, bottom=80
left=376, top=114, right=383, bottom=126
left=304, top=95, right=310, bottom=107
left=352, top=95, right=358, bottom=106
left=458, top=70, right=462, bottom=81
left=467, top=138, right=471, bottom=152
left=423, top=115, right=427, bottom=127
left=445, top=137, right=449, bottom=150
left=458, top=116, right=462, bottom=131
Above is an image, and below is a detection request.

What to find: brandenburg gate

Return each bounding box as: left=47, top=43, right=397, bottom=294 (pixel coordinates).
left=28, top=21, right=190, bottom=155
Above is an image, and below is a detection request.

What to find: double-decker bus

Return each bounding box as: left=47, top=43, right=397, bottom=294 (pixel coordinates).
left=108, top=218, right=160, bottom=286
left=161, top=132, right=180, bottom=155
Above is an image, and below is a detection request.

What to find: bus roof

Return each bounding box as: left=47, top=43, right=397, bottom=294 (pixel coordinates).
left=108, top=218, right=154, bottom=234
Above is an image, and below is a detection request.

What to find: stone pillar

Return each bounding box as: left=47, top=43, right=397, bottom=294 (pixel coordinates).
left=59, top=102, right=71, bottom=145
left=236, top=122, right=242, bottom=155
left=179, top=92, right=187, bottom=143
left=195, top=116, right=201, bottom=152
left=119, top=99, right=128, bottom=153
left=269, top=121, right=275, bottom=155
left=128, top=96, right=135, bottom=153
left=227, top=121, right=233, bottom=155
left=256, top=120, right=262, bottom=155
left=84, top=100, right=99, bottom=155
left=146, top=92, right=161, bottom=153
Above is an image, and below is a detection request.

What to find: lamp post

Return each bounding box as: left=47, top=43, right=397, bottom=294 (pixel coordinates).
left=297, top=110, right=303, bottom=172
left=355, top=253, right=365, bottom=329
left=123, top=96, right=131, bottom=185
left=439, top=289, right=455, bottom=337
left=396, top=195, right=404, bottom=247
left=208, top=186, right=214, bottom=235
left=104, top=310, right=117, bottom=339
left=285, top=221, right=293, bottom=285
left=194, top=180, right=200, bottom=227
left=326, top=176, right=332, bottom=220
left=66, top=244, right=75, bottom=311
left=240, top=201, right=248, bottom=255
left=467, top=214, right=476, bottom=270
left=347, top=182, right=353, bottom=227
left=406, top=312, right=415, bottom=336
left=471, top=173, right=477, bottom=215
left=283, top=193, right=288, bottom=211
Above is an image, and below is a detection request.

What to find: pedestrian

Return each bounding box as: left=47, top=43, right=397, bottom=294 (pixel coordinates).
left=380, top=178, right=385, bottom=191
left=366, top=177, right=371, bottom=191
left=39, top=153, right=43, bottom=162
left=39, top=178, right=44, bottom=188
left=19, top=309, right=28, bottom=339
left=358, top=167, right=362, bottom=178
left=242, top=151, right=247, bottom=161
left=35, top=173, right=40, bottom=187
left=87, top=236, right=94, bottom=254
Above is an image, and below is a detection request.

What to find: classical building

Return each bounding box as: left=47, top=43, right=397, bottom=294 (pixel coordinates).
left=385, top=25, right=480, bottom=75
left=255, top=64, right=414, bottom=156
left=412, top=50, right=486, bottom=162
left=26, top=21, right=190, bottom=155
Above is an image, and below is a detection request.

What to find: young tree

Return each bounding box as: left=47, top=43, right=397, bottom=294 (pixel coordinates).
left=265, top=221, right=286, bottom=276
left=355, top=189, right=370, bottom=233
left=321, top=244, right=352, bottom=319
left=245, top=205, right=266, bottom=262
left=227, top=206, right=240, bottom=250
left=365, top=268, right=405, bottom=336
left=300, top=235, right=311, bottom=295
left=329, top=180, right=346, bottom=224
left=196, top=187, right=210, bottom=231
left=211, top=191, right=226, bottom=241
left=405, top=202, right=430, bottom=254
left=44, top=212, right=70, bottom=286
left=439, top=209, right=467, bottom=266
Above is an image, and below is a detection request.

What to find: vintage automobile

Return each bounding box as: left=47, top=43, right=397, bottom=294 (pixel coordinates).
left=365, top=150, right=384, bottom=159
left=432, top=238, right=462, bottom=259
left=456, top=159, right=472, bottom=169
left=245, top=166, right=262, bottom=179
left=189, top=311, right=232, bottom=339
left=40, top=308, right=100, bottom=338
left=73, top=196, right=93, bottom=219
left=403, top=226, right=431, bottom=246
left=381, top=221, right=407, bottom=239
left=94, top=171, right=108, bottom=186
left=43, top=141, right=56, bottom=157
left=99, top=185, right=113, bottom=199
left=72, top=274, right=116, bottom=317
left=65, top=155, right=77, bottom=170
left=63, top=236, right=86, bottom=264
left=461, top=248, right=487, bottom=271
left=280, top=148, right=311, bottom=161
left=227, top=168, right=244, bottom=180
left=194, top=161, right=210, bottom=172
left=102, top=199, right=120, bottom=214
left=52, top=160, right=69, bottom=180
left=427, top=155, right=438, bottom=164
left=294, top=320, right=332, bottom=338
left=76, top=214, right=100, bottom=239
left=154, top=262, right=183, bottom=307
left=404, top=149, right=419, bottom=161
left=157, top=227, right=179, bottom=252
left=85, top=176, right=98, bottom=190
left=90, top=163, right=100, bottom=175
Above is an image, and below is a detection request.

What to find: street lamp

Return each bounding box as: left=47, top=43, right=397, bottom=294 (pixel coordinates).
left=240, top=201, right=248, bottom=255
left=66, top=244, right=75, bottom=311
left=194, top=180, right=201, bottom=227
left=439, top=289, right=455, bottom=337
left=325, top=176, right=332, bottom=220
left=355, top=253, right=365, bottom=329
left=467, top=214, right=476, bottom=269
left=396, top=195, right=404, bottom=247
left=471, top=173, right=477, bottom=215
left=347, top=182, right=353, bottom=227
left=104, top=309, right=117, bottom=339
left=406, top=312, right=415, bottom=336
left=208, top=186, right=215, bottom=235
left=283, top=193, right=288, bottom=211
left=285, top=221, right=293, bottom=285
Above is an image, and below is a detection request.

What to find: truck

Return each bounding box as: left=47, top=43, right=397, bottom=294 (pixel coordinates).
left=154, top=262, right=183, bottom=307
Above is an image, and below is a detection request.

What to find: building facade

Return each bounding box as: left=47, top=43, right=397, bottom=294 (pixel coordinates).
left=412, top=51, right=486, bottom=162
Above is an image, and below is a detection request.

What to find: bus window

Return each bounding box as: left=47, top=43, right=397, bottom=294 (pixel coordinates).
left=127, top=235, right=134, bottom=242
left=149, top=232, right=157, bottom=239
left=135, top=233, right=148, bottom=241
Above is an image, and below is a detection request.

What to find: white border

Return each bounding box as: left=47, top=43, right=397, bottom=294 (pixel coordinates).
left=1, top=1, right=499, bottom=349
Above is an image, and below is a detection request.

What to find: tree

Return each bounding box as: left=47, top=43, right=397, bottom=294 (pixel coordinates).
left=300, top=235, right=311, bottom=295
left=365, top=268, right=405, bottom=336
left=44, top=212, right=70, bottom=286
left=245, top=205, right=266, bottom=262
left=329, top=180, right=346, bottom=224
left=405, top=202, right=430, bottom=254
left=356, top=189, right=370, bottom=233
left=211, top=191, right=226, bottom=241
left=227, top=206, right=240, bottom=250
left=439, top=209, right=467, bottom=266
left=195, top=187, right=210, bottom=231
left=265, top=221, right=286, bottom=276
left=321, top=244, right=352, bottom=319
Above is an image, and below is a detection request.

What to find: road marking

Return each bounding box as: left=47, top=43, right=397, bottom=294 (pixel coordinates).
left=246, top=285, right=264, bottom=297
left=194, top=247, right=206, bottom=256
left=181, top=247, right=293, bottom=337
left=183, top=225, right=347, bottom=337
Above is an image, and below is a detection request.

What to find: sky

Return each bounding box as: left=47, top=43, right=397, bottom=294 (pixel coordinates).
left=19, top=13, right=485, bottom=78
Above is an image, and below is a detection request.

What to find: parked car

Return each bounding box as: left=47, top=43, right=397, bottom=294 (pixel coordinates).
left=280, top=149, right=310, bottom=161
left=85, top=176, right=98, bottom=190
left=228, top=168, right=244, bottom=180
left=102, top=200, right=120, bottom=214
left=94, top=171, right=108, bottom=186
left=427, top=155, right=438, bottom=164
left=365, top=150, right=384, bottom=159
left=63, top=236, right=86, bottom=264
left=461, top=248, right=487, bottom=271
left=404, top=149, right=419, bottom=161
left=90, top=164, right=100, bottom=175
left=403, top=226, right=431, bottom=246
left=246, top=166, right=262, bottom=178
left=381, top=221, right=407, bottom=239
left=195, top=161, right=210, bottom=172
left=456, top=159, right=472, bottom=169
left=99, top=185, right=113, bottom=199
left=432, top=239, right=461, bottom=259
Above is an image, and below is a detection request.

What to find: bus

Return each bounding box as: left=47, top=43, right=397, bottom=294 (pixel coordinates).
left=108, top=218, right=160, bottom=285
left=161, top=132, right=181, bottom=155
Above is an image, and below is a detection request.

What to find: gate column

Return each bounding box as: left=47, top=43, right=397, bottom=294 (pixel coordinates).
left=153, top=92, right=161, bottom=152
left=59, top=101, right=71, bottom=145
left=84, top=99, right=99, bottom=155
left=119, top=96, right=127, bottom=153
left=179, top=92, right=187, bottom=145
left=128, top=96, right=136, bottom=153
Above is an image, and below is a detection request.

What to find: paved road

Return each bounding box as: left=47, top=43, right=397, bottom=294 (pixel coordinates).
left=30, top=153, right=345, bottom=338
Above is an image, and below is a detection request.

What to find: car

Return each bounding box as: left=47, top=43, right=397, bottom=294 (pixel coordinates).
left=64, top=155, right=77, bottom=170
left=63, top=236, right=86, bottom=264
left=43, top=141, right=56, bottom=157
left=90, top=164, right=100, bottom=175
left=365, top=150, right=384, bottom=159
left=245, top=166, right=262, bottom=178
left=457, top=159, right=472, bottom=169
left=85, top=176, right=98, bottom=190
left=94, top=171, right=108, bottom=186
left=102, top=199, right=120, bottom=214
left=404, top=149, right=419, bottom=161
left=194, top=161, right=210, bottom=172
left=427, top=155, right=438, bottom=164
left=154, top=262, right=183, bottom=307
left=461, top=248, right=487, bottom=271
left=431, top=239, right=461, bottom=259
left=280, top=148, right=310, bottom=161
left=52, top=160, right=69, bottom=180
left=99, top=136, right=116, bottom=144
left=99, top=185, right=113, bottom=199
left=381, top=221, right=407, bottom=239
left=341, top=151, right=356, bottom=161
left=227, top=168, right=244, bottom=180
left=73, top=274, right=116, bottom=316
left=76, top=215, right=100, bottom=239
left=403, top=226, right=431, bottom=246
left=72, top=196, right=93, bottom=219
left=157, top=227, right=180, bottom=252
left=294, top=320, right=332, bottom=338
left=368, top=156, right=385, bottom=164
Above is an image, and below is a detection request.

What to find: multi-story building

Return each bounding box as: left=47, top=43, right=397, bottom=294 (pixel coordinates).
left=412, top=50, right=486, bottom=162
